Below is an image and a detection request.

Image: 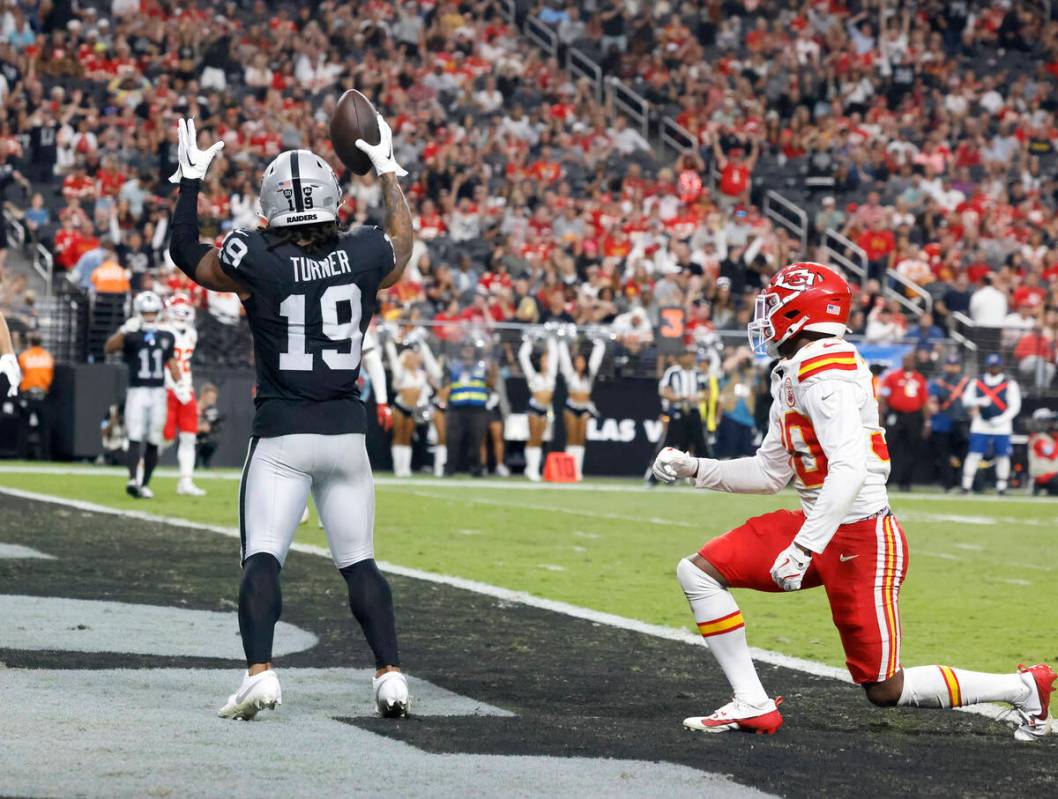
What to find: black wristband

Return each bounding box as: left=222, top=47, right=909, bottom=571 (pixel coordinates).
left=169, top=178, right=211, bottom=279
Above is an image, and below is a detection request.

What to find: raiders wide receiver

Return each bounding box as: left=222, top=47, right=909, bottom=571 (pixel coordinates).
left=166, top=117, right=413, bottom=720
left=104, top=291, right=180, bottom=499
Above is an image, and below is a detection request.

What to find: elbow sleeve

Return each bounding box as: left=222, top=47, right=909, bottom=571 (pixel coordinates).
left=169, top=179, right=212, bottom=278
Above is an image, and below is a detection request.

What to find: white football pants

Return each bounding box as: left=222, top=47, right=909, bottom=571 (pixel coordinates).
left=124, top=387, right=167, bottom=445
left=239, top=433, right=375, bottom=569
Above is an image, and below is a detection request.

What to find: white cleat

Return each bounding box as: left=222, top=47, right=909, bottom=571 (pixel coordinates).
left=177, top=479, right=207, bottom=496
left=373, top=671, right=409, bottom=718
left=495, top=464, right=511, bottom=477
left=1012, top=663, right=1057, bottom=741
left=526, top=471, right=541, bottom=482
left=137, top=485, right=154, bottom=499
left=218, top=669, right=282, bottom=720
left=299, top=506, right=310, bottom=525
left=683, top=697, right=784, bottom=735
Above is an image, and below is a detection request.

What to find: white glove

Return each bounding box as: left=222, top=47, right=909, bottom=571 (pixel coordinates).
left=174, top=384, right=193, bottom=405
left=120, top=316, right=142, bottom=335
left=770, top=543, right=812, bottom=592
left=652, top=447, right=698, bottom=483
left=168, top=117, right=224, bottom=184
left=355, top=114, right=408, bottom=177
left=0, top=353, right=21, bottom=397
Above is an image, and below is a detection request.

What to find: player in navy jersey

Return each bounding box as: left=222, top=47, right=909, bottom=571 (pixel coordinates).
left=104, top=291, right=180, bottom=499
left=166, top=117, right=413, bottom=720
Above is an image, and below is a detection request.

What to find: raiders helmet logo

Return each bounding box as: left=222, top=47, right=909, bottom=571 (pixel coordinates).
left=774, top=267, right=822, bottom=292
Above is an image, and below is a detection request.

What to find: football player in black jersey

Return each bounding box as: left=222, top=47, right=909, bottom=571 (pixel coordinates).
left=104, top=291, right=181, bottom=499
left=167, top=116, right=413, bottom=720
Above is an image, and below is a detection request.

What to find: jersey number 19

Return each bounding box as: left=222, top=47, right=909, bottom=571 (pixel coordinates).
left=278, top=285, right=363, bottom=372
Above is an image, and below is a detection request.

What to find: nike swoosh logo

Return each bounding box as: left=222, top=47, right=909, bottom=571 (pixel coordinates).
left=822, top=393, right=835, bottom=401
left=839, top=553, right=859, bottom=562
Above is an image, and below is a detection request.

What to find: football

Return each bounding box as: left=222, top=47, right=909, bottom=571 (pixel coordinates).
left=330, top=89, right=380, bottom=176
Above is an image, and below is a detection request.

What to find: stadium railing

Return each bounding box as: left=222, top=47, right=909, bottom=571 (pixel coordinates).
left=566, top=47, right=603, bottom=103
left=524, top=14, right=558, bottom=57
left=763, top=190, right=808, bottom=256
left=659, top=117, right=696, bottom=158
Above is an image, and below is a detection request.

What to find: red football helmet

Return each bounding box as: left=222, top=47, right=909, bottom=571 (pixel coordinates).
left=748, top=262, right=852, bottom=354
left=166, top=294, right=196, bottom=330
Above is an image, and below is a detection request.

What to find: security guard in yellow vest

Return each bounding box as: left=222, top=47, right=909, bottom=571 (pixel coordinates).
left=444, top=345, right=492, bottom=477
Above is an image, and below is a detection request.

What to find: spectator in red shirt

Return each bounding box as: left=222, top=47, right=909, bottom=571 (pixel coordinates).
left=856, top=217, right=897, bottom=281
left=713, top=132, right=758, bottom=209
left=880, top=353, right=929, bottom=492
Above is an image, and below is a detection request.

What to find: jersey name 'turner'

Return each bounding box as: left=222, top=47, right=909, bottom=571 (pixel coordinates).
left=218, top=225, right=395, bottom=437
left=124, top=328, right=176, bottom=389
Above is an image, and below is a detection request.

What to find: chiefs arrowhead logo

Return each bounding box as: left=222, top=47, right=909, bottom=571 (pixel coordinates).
left=774, top=267, right=822, bottom=292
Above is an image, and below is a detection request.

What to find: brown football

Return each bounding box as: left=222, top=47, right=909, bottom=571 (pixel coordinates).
left=330, top=89, right=380, bottom=176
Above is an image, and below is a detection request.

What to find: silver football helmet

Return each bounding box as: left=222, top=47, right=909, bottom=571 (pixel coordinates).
left=134, top=290, right=164, bottom=318
left=259, top=149, right=341, bottom=227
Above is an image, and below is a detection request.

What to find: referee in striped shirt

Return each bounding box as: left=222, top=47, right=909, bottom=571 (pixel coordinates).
left=648, top=349, right=709, bottom=482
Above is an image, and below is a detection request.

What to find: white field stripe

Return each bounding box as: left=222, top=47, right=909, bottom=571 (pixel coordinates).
left=0, top=485, right=1032, bottom=728
left=0, top=465, right=1056, bottom=505
left=406, top=489, right=699, bottom=528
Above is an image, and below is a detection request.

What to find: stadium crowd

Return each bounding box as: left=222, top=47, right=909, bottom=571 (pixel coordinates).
left=0, top=0, right=1055, bottom=392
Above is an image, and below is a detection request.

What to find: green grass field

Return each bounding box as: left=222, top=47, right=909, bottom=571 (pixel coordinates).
left=1, top=465, right=1055, bottom=677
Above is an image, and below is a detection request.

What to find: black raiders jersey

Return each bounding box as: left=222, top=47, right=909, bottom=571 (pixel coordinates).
left=218, top=225, right=395, bottom=437
left=123, top=328, right=176, bottom=389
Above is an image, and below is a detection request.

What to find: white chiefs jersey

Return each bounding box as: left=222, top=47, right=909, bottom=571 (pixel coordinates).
left=163, top=325, right=197, bottom=392
left=694, top=338, right=891, bottom=553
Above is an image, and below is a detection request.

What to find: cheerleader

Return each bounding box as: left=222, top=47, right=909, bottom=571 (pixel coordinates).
left=517, top=334, right=558, bottom=481
left=384, top=336, right=430, bottom=478
left=419, top=336, right=448, bottom=477
left=559, top=337, right=606, bottom=479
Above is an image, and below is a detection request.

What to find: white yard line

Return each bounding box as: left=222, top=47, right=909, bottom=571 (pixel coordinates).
left=406, top=489, right=699, bottom=528
left=0, top=484, right=1034, bottom=728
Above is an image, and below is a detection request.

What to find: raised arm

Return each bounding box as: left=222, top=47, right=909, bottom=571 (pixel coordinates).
left=165, top=119, right=249, bottom=297
left=518, top=337, right=537, bottom=379
left=352, top=114, right=412, bottom=290
left=379, top=173, right=413, bottom=290
left=419, top=338, right=444, bottom=385
left=558, top=339, right=575, bottom=383
left=545, top=336, right=559, bottom=382
left=587, top=338, right=606, bottom=378
left=384, top=337, right=404, bottom=382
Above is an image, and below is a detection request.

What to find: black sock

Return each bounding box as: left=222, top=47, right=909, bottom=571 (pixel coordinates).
left=238, top=553, right=282, bottom=665
left=127, top=440, right=142, bottom=481
left=142, top=443, right=159, bottom=487
left=340, top=559, right=399, bottom=669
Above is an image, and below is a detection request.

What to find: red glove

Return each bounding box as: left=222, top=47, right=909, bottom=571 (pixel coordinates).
left=376, top=402, right=393, bottom=432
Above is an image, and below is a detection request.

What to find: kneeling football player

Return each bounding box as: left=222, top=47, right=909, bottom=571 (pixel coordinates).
left=653, top=262, right=1054, bottom=741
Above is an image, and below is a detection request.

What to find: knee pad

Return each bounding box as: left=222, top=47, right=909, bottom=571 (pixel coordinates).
left=676, top=556, right=724, bottom=600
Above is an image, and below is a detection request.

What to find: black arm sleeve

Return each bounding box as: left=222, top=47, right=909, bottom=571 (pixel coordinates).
left=169, top=178, right=212, bottom=279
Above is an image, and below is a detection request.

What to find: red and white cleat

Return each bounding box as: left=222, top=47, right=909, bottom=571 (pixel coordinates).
left=1013, top=663, right=1056, bottom=741
left=683, top=697, right=784, bottom=735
